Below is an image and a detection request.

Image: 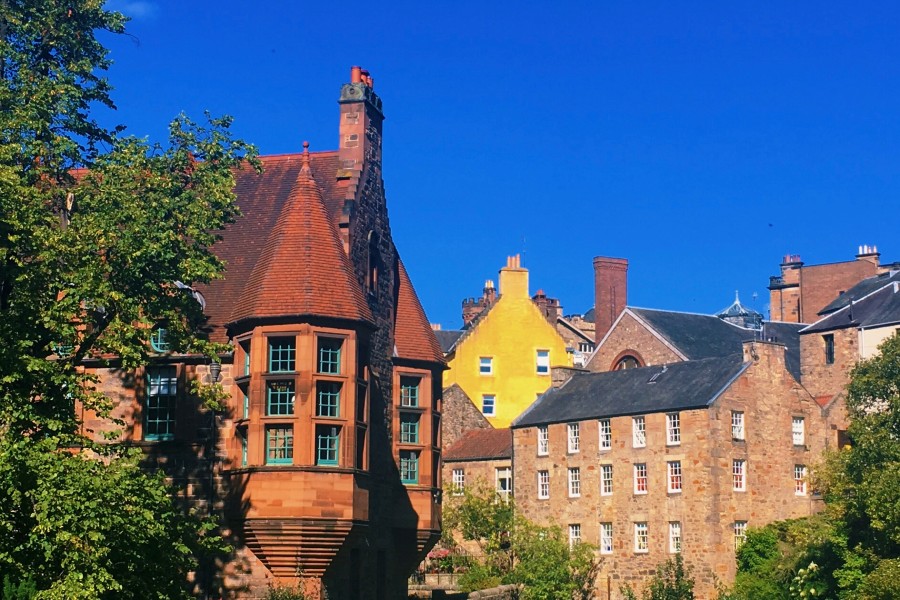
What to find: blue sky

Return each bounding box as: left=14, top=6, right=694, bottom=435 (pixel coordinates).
left=101, top=1, right=900, bottom=329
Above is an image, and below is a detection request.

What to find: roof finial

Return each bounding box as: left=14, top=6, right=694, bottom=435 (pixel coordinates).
left=300, top=141, right=311, bottom=174
left=735, top=290, right=740, bottom=303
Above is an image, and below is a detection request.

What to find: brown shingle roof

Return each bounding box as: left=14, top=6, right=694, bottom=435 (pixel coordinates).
left=443, top=428, right=512, bottom=462
left=394, top=259, right=444, bottom=364
left=225, top=150, right=372, bottom=329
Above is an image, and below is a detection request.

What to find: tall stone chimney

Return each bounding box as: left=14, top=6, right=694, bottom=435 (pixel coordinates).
left=593, top=256, right=628, bottom=342
left=499, top=255, right=528, bottom=299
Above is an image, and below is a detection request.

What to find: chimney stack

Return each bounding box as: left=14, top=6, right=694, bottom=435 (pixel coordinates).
left=593, top=256, right=628, bottom=342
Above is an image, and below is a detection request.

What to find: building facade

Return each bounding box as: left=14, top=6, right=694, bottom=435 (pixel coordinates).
left=83, top=67, right=445, bottom=599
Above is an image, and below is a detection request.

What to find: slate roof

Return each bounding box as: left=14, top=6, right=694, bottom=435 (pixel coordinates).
left=627, top=308, right=804, bottom=380
left=514, top=355, right=748, bottom=428
left=443, top=428, right=513, bottom=461
left=803, top=280, right=900, bottom=334
left=434, top=330, right=464, bottom=353
left=818, top=270, right=900, bottom=316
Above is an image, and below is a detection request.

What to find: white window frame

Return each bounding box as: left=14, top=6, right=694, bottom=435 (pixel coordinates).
left=792, top=416, right=805, bottom=446
left=568, top=467, right=581, bottom=498
left=667, top=460, right=682, bottom=494
left=794, top=464, right=807, bottom=496
left=734, top=520, right=748, bottom=549
left=600, top=464, right=613, bottom=496
left=537, top=470, right=550, bottom=499
left=567, top=422, right=580, bottom=453
left=669, top=521, right=682, bottom=553
left=496, top=466, right=512, bottom=501
left=482, top=394, right=496, bottom=416
left=599, top=418, right=612, bottom=450
left=537, top=425, right=549, bottom=456
left=479, top=356, right=493, bottom=375
left=634, top=522, right=649, bottom=553
left=666, top=412, right=681, bottom=445
left=634, top=463, right=648, bottom=495
left=536, top=349, right=550, bottom=375
left=733, top=459, right=747, bottom=491
left=732, top=411, right=745, bottom=440
left=451, top=468, right=465, bottom=495
left=600, top=522, right=613, bottom=554
left=632, top=416, right=646, bottom=448
left=569, top=523, right=581, bottom=548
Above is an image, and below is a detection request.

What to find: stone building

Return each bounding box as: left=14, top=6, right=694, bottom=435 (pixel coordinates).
left=442, top=428, right=513, bottom=504
left=81, top=67, right=445, bottom=599
left=512, top=340, right=824, bottom=599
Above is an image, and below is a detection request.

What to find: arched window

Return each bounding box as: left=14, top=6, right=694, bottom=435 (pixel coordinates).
left=615, top=355, right=641, bottom=370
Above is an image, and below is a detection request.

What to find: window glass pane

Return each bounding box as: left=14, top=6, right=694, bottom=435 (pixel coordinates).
left=537, top=425, right=549, bottom=455
left=567, top=423, right=580, bottom=453
left=601, top=465, right=613, bottom=495
left=316, top=425, right=340, bottom=465
left=600, top=523, right=613, bottom=554
left=667, top=413, right=681, bottom=445
left=400, top=377, right=420, bottom=407
left=145, top=367, right=177, bottom=440
left=400, top=450, right=419, bottom=484
left=268, top=337, right=295, bottom=372
left=267, top=380, right=295, bottom=416
left=479, top=357, right=493, bottom=374
left=482, top=395, right=495, bottom=416
left=633, top=416, right=646, bottom=448
left=536, top=350, right=550, bottom=374
left=266, top=425, right=293, bottom=464
left=599, top=419, right=612, bottom=450
left=400, top=412, right=420, bottom=444
left=318, top=338, right=342, bottom=374
left=732, top=411, right=745, bottom=440
left=538, top=470, right=550, bottom=499
left=150, top=328, right=169, bottom=353
left=316, top=381, right=341, bottom=417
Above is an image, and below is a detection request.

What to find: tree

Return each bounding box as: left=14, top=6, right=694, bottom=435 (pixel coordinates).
left=621, top=554, right=695, bottom=600
left=0, top=0, right=257, bottom=596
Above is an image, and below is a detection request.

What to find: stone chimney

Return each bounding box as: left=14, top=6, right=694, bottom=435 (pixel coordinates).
left=856, top=244, right=880, bottom=266
left=593, top=256, right=628, bottom=342
left=499, top=255, right=528, bottom=299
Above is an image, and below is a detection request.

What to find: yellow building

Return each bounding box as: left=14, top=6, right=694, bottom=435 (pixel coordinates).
left=444, top=256, right=573, bottom=427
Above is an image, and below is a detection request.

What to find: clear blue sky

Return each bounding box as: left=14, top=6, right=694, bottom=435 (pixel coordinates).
left=102, top=1, right=900, bottom=329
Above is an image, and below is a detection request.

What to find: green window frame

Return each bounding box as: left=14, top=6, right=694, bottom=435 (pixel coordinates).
left=316, top=425, right=340, bottom=466
left=400, top=376, right=420, bottom=407
left=145, top=366, right=177, bottom=441
left=316, top=381, right=341, bottom=417
left=265, top=425, right=293, bottom=465
left=400, top=450, right=419, bottom=484
left=400, top=412, right=420, bottom=444
left=240, top=433, right=248, bottom=467
left=242, top=389, right=250, bottom=419
left=240, top=339, right=251, bottom=376
left=268, top=337, right=295, bottom=372
left=150, top=328, right=170, bottom=353
left=266, top=380, right=295, bottom=416
left=317, top=338, right=342, bottom=374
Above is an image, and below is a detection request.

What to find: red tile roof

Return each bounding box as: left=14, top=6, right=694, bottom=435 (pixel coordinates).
left=394, top=259, right=445, bottom=364
left=443, top=428, right=512, bottom=462
left=223, top=150, right=372, bottom=330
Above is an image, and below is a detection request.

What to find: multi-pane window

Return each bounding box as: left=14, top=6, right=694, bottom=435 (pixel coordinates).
left=400, top=377, right=420, bottom=407
left=145, top=367, right=177, bottom=441
left=241, top=434, right=248, bottom=467
left=792, top=417, right=805, bottom=446
left=266, top=380, right=295, bottom=416
left=666, top=413, right=681, bottom=445
left=479, top=357, right=493, bottom=375
left=482, top=395, right=496, bottom=416
left=667, top=461, right=682, bottom=493
left=400, top=412, right=420, bottom=444
left=568, top=524, right=581, bottom=548
left=240, top=339, right=251, bottom=376
left=537, top=470, right=550, bottom=499
left=536, top=350, right=550, bottom=374
left=496, top=467, right=512, bottom=501
left=824, top=334, right=835, bottom=365
left=242, top=389, right=249, bottom=419
left=568, top=467, right=581, bottom=498
left=669, top=522, right=682, bottom=553
left=452, top=468, right=465, bottom=494
left=268, top=337, right=295, bottom=372
left=567, top=423, right=580, bottom=453
left=633, top=416, right=646, bottom=448
left=734, top=521, right=748, bottom=549
left=599, top=418, right=612, bottom=450
left=266, top=425, right=293, bottom=465
left=537, top=425, right=549, bottom=456
left=634, top=522, right=649, bottom=553
left=315, top=425, right=340, bottom=466
left=317, top=337, right=342, bottom=374
left=400, top=450, right=419, bottom=484
left=600, top=522, right=613, bottom=554
left=634, top=463, right=648, bottom=494
left=601, top=464, right=613, bottom=496
left=794, top=465, right=807, bottom=496
left=150, top=327, right=170, bottom=353
left=316, top=381, right=341, bottom=417
left=733, top=459, right=747, bottom=491
left=732, top=411, right=745, bottom=440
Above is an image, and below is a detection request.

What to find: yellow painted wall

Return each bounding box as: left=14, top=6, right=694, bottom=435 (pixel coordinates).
left=444, top=257, right=573, bottom=427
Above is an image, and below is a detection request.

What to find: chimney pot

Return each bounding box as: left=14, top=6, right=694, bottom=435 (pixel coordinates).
left=350, top=66, right=362, bottom=83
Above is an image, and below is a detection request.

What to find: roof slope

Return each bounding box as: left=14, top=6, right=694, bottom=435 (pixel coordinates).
left=434, top=330, right=463, bottom=353
left=514, top=355, right=748, bottom=427
left=394, top=259, right=445, bottom=363
left=818, top=270, right=900, bottom=315
left=227, top=151, right=372, bottom=328
left=803, top=281, right=900, bottom=334
left=444, top=428, right=513, bottom=461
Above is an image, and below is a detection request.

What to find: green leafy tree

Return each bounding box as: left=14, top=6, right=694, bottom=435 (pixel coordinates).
left=621, top=554, right=695, bottom=600
left=0, top=0, right=257, bottom=596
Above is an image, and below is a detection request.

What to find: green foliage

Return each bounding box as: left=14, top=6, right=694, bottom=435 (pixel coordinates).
left=0, top=0, right=257, bottom=597
left=266, top=584, right=312, bottom=600
left=2, top=576, right=36, bottom=600
left=621, top=554, right=695, bottom=600
left=443, top=478, right=514, bottom=556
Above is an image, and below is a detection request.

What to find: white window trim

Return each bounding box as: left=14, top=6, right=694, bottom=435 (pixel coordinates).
left=634, top=463, right=648, bottom=495
left=599, top=418, right=612, bottom=450
left=669, top=522, right=682, bottom=553
left=569, top=524, right=581, bottom=548
left=451, top=468, right=465, bottom=495
left=567, top=423, right=580, bottom=453
left=536, top=349, right=550, bottom=375
left=568, top=467, right=581, bottom=498
left=600, top=522, right=613, bottom=554
left=634, top=522, right=649, bottom=553
left=537, top=470, right=550, bottom=500
left=632, top=416, right=646, bottom=448
left=732, top=411, right=745, bottom=441
left=792, top=417, right=805, bottom=446
left=734, top=520, right=748, bottom=549
left=479, top=356, right=493, bottom=375
left=537, top=425, right=549, bottom=456
left=600, top=464, right=613, bottom=496
left=666, top=412, right=681, bottom=445
left=794, top=464, right=807, bottom=496
left=667, top=461, right=682, bottom=494
left=482, top=394, right=496, bottom=416
left=733, top=459, right=747, bottom=492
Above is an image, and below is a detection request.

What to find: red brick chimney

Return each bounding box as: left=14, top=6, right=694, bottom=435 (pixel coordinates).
left=593, top=256, right=628, bottom=342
